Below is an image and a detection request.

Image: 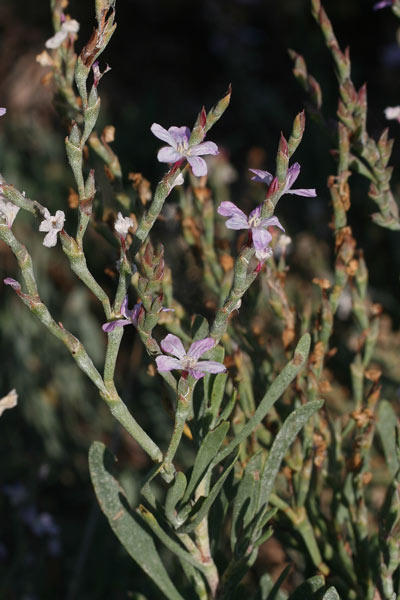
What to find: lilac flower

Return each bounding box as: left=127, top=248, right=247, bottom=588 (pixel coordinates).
left=0, top=108, right=6, bottom=117
left=155, top=334, right=226, bottom=380
left=249, top=162, right=317, bottom=198
left=39, top=208, right=65, bottom=247
left=151, top=123, right=219, bottom=177
left=0, top=199, right=20, bottom=228
left=45, top=18, right=79, bottom=49
left=92, top=61, right=111, bottom=87
left=373, top=0, right=393, bottom=9
left=102, top=296, right=142, bottom=332
left=217, top=201, right=284, bottom=261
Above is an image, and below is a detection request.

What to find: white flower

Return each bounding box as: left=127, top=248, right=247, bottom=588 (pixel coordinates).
left=39, top=208, right=65, bottom=247
left=114, top=212, right=134, bottom=238
left=0, top=108, right=6, bottom=117
left=0, top=199, right=20, bottom=228
left=384, top=106, right=400, bottom=122
left=45, top=19, right=80, bottom=50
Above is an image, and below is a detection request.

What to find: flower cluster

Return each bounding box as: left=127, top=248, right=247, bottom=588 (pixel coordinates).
left=218, top=163, right=316, bottom=262
left=155, top=334, right=226, bottom=379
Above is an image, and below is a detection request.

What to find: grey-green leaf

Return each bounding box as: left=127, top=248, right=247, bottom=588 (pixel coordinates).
left=178, top=452, right=238, bottom=534
left=89, top=442, right=184, bottom=600
left=322, top=587, right=341, bottom=600
left=288, top=575, right=325, bottom=599
left=231, top=451, right=264, bottom=552
left=182, top=420, right=230, bottom=504
left=165, top=471, right=187, bottom=525
left=377, top=400, right=400, bottom=478
left=255, top=400, right=323, bottom=528
left=213, top=333, right=311, bottom=466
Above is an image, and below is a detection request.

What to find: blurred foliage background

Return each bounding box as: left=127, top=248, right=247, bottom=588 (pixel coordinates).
left=1, top=0, right=400, bottom=598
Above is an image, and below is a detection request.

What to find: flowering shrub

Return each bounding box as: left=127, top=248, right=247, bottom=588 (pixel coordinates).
left=2, top=0, right=400, bottom=599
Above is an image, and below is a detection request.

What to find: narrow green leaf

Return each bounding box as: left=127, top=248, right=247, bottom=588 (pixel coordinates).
left=288, top=575, right=325, bottom=599
left=230, top=451, right=264, bottom=552
left=256, top=400, right=323, bottom=520
left=89, top=442, right=184, bottom=600
left=377, top=400, right=400, bottom=478
left=165, top=471, right=187, bottom=525
left=138, top=505, right=209, bottom=574
left=214, top=334, right=311, bottom=467
left=178, top=452, right=238, bottom=534
left=265, top=565, right=291, bottom=600
left=209, top=372, right=228, bottom=427
left=322, top=588, right=341, bottom=600
left=182, top=421, right=230, bottom=504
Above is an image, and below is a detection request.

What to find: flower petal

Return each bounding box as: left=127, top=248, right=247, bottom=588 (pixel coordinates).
left=157, top=147, right=183, bottom=164
left=192, top=360, right=226, bottom=374
left=188, top=338, right=215, bottom=360
left=189, top=141, right=219, bottom=156
left=39, top=220, right=51, bottom=232
left=0, top=108, right=6, bottom=117
left=160, top=334, right=186, bottom=358
left=188, top=369, right=205, bottom=379
left=259, top=216, right=285, bottom=231
left=102, top=319, right=131, bottom=332
left=285, top=163, right=301, bottom=190
left=168, top=126, right=190, bottom=145
left=218, top=201, right=246, bottom=219
left=252, top=227, right=272, bottom=251
left=187, top=156, right=208, bottom=177
left=249, top=168, right=273, bottom=184
left=155, top=356, right=182, bottom=372
left=43, top=230, right=58, bottom=248
left=151, top=123, right=176, bottom=147
left=286, top=188, right=317, bottom=197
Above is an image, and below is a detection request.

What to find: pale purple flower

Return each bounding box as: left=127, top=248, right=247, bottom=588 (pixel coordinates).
left=114, top=212, right=134, bottom=238
left=373, top=0, right=393, bottom=9
left=39, top=208, right=65, bottom=247
left=0, top=108, right=6, bottom=117
left=0, top=199, right=20, bottom=228
left=45, top=18, right=79, bottom=49
left=217, top=201, right=284, bottom=261
left=249, top=163, right=317, bottom=198
left=155, top=334, right=226, bottom=380
left=4, top=277, right=21, bottom=291
left=151, top=123, right=219, bottom=177
left=102, top=296, right=142, bottom=332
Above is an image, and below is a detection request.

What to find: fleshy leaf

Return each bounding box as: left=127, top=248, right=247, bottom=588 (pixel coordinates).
left=89, top=442, right=184, bottom=600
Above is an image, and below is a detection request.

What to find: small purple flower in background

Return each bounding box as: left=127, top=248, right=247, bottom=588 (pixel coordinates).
left=39, top=208, right=65, bottom=247
left=249, top=163, right=317, bottom=198
left=217, top=201, right=284, bottom=261
left=0, top=108, right=6, bottom=117
left=0, top=199, right=20, bottom=228
left=102, top=296, right=142, bottom=332
left=114, top=212, right=134, bottom=238
left=156, top=334, right=226, bottom=379
left=151, top=123, right=219, bottom=177
left=373, top=0, right=393, bottom=9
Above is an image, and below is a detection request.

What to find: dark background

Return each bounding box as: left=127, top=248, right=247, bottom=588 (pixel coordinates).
left=1, top=0, right=400, bottom=598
